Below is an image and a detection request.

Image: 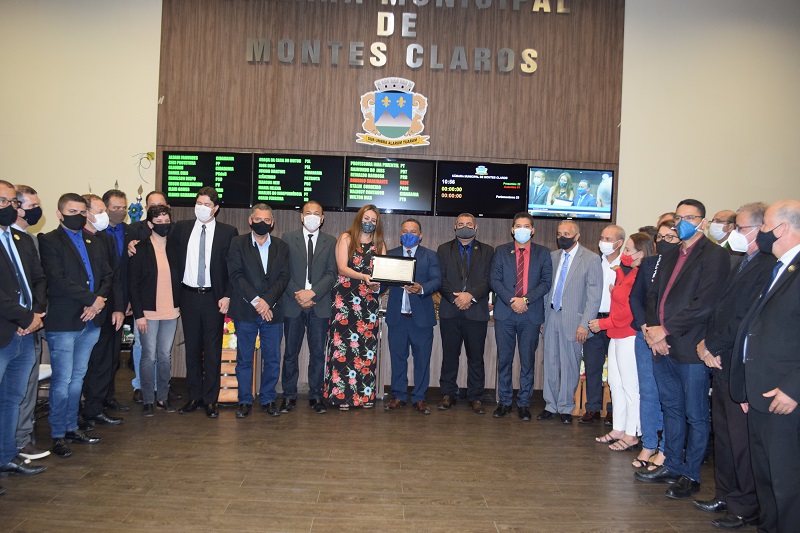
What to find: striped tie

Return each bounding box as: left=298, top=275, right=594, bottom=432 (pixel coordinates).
left=515, top=248, right=525, bottom=297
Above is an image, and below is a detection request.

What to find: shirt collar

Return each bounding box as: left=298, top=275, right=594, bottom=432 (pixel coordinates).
left=680, top=234, right=705, bottom=256
left=403, top=245, right=418, bottom=256
left=251, top=233, right=271, bottom=248
left=303, top=227, right=318, bottom=240
left=777, top=243, right=800, bottom=268
left=195, top=217, right=216, bottom=230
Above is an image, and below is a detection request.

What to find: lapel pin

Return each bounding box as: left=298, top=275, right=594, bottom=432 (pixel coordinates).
left=85, top=239, right=91, bottom=244
left=13, top=234, right=20, bottom=241
left=789, top=265, right=796, bottom=273
left=510, top=250, right=515, bottom=254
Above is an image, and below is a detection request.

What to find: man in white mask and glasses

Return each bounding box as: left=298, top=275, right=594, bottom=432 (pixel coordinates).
left=708, top=209, right=738, bottom=254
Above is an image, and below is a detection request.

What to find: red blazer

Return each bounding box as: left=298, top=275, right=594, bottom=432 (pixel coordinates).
left=598, top=266, right=637, bottom=339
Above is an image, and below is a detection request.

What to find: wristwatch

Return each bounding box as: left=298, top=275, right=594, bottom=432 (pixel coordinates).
left=522, top=296, right=529, bottom=305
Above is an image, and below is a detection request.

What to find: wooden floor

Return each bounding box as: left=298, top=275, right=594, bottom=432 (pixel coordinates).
left=1, top=367, right=752, bottom=533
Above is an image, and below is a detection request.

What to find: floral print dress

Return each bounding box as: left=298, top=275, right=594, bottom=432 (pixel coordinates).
left=323, top=242, right=379, bottom=408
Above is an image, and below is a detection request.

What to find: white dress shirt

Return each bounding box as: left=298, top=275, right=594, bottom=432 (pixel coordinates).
left=183, top=217, right=216, bottom=288
left=599, top=253, right=621, bottom=313
left=303, top=228, right=318, bottom=290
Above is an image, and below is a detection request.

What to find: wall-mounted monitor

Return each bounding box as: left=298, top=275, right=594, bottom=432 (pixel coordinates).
left=435, top=161, right=527, bottom=218
left=163, top=151, right=252, bottom=208
left=345, top=157, right=435, bottom=215
left=527, top=167, right=614, bottom=220
left=253, top=154, right=344, bottom=210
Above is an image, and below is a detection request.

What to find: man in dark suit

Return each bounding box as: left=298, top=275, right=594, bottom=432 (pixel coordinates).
left=279, top=200, right=336, bottom=414
left=168, top=186, right=238, bottom=418
left=491, top=212, right=552, bottom=421
left=730, top=199, right=800, bottom=533
left=0, top=180, right=48, bottom=486
left=691, top=202, right=775, bottom=529
left=529, top=170, right=550, bottom=205
left=39, top=193, right=114, bottom=458
left=436, top=213, right=494, bottom=414
left=637, top=199, right=730, bottom=500
left=228, top=204, right=290, bottom=418
left=384, top=218, right=441, bottom=415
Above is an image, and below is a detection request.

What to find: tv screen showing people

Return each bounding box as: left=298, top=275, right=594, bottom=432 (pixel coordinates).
left=435, top=161, right=527, bottom=218
left=527, top=167, right=614, bottom=219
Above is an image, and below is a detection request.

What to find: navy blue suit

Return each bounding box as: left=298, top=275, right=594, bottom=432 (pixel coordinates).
left=385, top=245, right=441, bottom=404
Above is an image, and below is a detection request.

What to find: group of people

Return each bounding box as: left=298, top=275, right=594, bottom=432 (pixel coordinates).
left=0, top=182, right=798, bottom=533
left=529, top=169, right=612, bottom=208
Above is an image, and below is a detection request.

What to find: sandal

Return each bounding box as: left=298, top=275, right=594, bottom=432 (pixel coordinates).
left=609, top=439, right=639, bottom=452
left=339, top=404, right=350, bottom=411
left=645, top=450, right=666, bottom=470
left=632, top=448, right=657, bottom=468
left=595, top=433, right=619, bottom=444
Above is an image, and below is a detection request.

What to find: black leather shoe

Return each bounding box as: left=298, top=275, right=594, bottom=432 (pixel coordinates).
left=205, top=403, right=219, bottom=418
left=143, top=404, right=155, bottom=417
left=87, top=412, right=123, bottom=425
left=310, top=399, right=327, bottom=414
left=52, top=438, right=72, bottom=458
left=236, top=403, right=252, bottom=418
left=0, top=456, right=46, bottom=476
left=168, top=389, right=182, bottom=401
left=65, top=430, right=100, bottom=444
left=634, top=465, right=680, bottom=484
left=693, top=498, right=727, bottom=513
left=492, top=404, right=512, bottom=418
left=261, top=402, right=280, bottom=417
left=279, top=398, right=296, bottom=413
left=0, top=485, right=5, bottom=495
left=132, top=389, right=143, bottom=404
left=156, top=401, right=176, bottom=413
left=711, top=513, right=758, bottom=529
left=560, top=414, right=573, bottom=424
left=77, top=416, right=95, bottom=432
left=536, top=409, right=554, bottom=420
left=518, top=406, right=532, bottom=421
left=665, top=475, right=700, bottom=499
left=178, top=400, right=203, bottom=414
left=104, top=399, right=130, bottom=412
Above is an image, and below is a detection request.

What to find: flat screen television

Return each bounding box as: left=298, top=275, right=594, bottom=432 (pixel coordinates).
left=344, top=156, right=435, bottom=215
left=435, top=161, right=527, bottom=218
left=253, top=154, right=344, bottom=210
left=527, top=167, right=614, bottom=220
left=162, top=151, right=253, bottom=208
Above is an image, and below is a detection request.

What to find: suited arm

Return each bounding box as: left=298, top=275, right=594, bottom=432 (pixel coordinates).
left=93, top=251, right=114, bottom=301
left=227, top=240, right=262, bottom=306
left=579, top=255, right=603, bottom=328
left=525, top=246, right=552, bottom=303
left=310, top=242, right=337, bottom=298
left=436, top=246, right=457, bottom=303
left=262, top=245, right=291, bottom=308
left=21, top=236, right=47, bottom=314
left=221, top=226, right=239, bottom=300
left=108, top=247, right=125, bottom=313
left=418, top=249, right=441, bottom=297
left=490, top=250, right=515, bottom=306
left=127, top=244, right=146, bottom=320
left=629, top=260, right=651, bottom=329
left=779, top=369, right=800, bottom=405
left=39, top=234, right=99, bottom=307
left=466, top=246, right=493, bottom=301
left=663, top=250, right=730, bottom=338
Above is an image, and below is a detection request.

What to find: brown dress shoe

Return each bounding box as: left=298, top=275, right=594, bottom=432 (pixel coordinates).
left=579, top=411, right=600, bottom=424
left=413, top=401, right=431, bottom=415
left=438, top=395, right=456, bottom=410
left=385, top=398, right=406, bottom=411
left=469, top=400, right=486, bottom=414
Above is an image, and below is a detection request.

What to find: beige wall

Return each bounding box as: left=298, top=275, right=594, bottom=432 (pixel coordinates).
left=2, top=0, right=799, bottom=235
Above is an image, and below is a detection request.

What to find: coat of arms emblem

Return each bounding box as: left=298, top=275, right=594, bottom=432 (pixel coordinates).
left=357, top=77, right=429, bottom=148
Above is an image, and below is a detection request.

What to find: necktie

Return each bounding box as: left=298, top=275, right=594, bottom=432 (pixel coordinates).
left=761, top=261, right=783, bottom=298
left=197, top=224, right=206, bottom=287
left=552, top=252, right=570, bottom=310
left=515, top=248, right=525, bottom=297
left=4, top=232, right=31, bottom=309
left=402, top=249, right=412, bottom=313
left=307, top=234, right=314, bottom=284
left=460, top=244, right=469, bottom=291
left=736, top=254, right=750, bottom=274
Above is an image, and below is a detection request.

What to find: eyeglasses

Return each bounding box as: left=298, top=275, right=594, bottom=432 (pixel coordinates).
left=0, top=197, right=20, bottom=209
left=674, top=214, right=702, bottom=223
left=734, top=224, right=759, bottom=232
left=655, top=234, right=680, bottom=243
left=712, top=219, right=734, bottom=225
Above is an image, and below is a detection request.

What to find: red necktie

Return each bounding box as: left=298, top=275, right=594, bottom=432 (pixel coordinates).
left=515, top=248, right=525, bottom=297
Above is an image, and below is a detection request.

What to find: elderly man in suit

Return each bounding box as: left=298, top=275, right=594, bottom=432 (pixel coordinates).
left=490, top=212, right=552, bottom=420
left=636, top=199, right=730, bottom=500
left=529, top=170, right=550, bottom=206
left=384, top=218, right=441, bottom=415
left=437, top=213, right=494, bottom=414
left=168, top=186, right=238, bottom=418
left=539, top=219, right=602, bottom=423
left=729, top=200, right=800, bottom=533
left=278, top=200, right=336, bottom=415
left=691, top=202, right=775, bottom=529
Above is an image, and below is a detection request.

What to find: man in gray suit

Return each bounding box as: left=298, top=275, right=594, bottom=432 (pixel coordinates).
left=539, top=219, right=602, bottom=423
left=529, top=170, right=550, bottom=205
left=279, top=200, right=337, bottom=414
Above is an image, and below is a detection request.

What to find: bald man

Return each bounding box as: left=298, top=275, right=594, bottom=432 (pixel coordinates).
left=709, top=210, right=737, bottom=253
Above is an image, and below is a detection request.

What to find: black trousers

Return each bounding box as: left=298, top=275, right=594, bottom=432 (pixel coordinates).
left=582, top=328, right=610, bottom=413
left=180, top=288, right=224, bottom=405
left=439, top=316, right=488, bottom=401
left=82, top=315, right=122, bottom=418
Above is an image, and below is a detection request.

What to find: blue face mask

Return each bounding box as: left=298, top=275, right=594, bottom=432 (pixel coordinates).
left=576, top=187, right=587, bottom=196
left=400, top=232, right=420, bottom=248
left=513, top=228, right=532, bottom=244
left=676, top=219, right=700, bottom=241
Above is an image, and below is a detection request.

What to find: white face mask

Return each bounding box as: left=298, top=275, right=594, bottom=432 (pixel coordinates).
left=303, top=214, right=321, bottom=232
left=91, top=211, right=109, bottom=232
left=708, top=222, right=728, bottom=241
left=727, top=228, right=754, bottom=253
left=195, top=204, right=214, bottom=222
left=598, top=240, right=620, bottom=256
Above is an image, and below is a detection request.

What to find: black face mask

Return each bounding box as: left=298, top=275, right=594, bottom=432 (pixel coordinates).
left=0, top=205, right=18, bottom=227
left=151, top=223, right=171, bottom=237
left=250, top=221, right=273, bottom=236
left=656, top=240, right=680, bottom=256
left=61, top=213, right=87, bottom=232
left=557, top=236, right=575, bottom=250
left=22, top=206, right=43, bottom=226
left=756, top=224, right=781, bottom=254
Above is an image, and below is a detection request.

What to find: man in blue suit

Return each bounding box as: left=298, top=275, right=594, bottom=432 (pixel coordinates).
left=384, top=218, right=441, bottom=415
left=490, top=212, right=552, bottom=421
left=572, top=180, right=597, bottom=208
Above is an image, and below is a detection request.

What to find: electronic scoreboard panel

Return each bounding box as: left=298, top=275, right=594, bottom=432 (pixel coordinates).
left=163, top=151, right=252, bottom=207
left=345, top=157, right=435, bottom=215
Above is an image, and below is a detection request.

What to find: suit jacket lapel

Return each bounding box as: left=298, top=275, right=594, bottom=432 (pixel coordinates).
left=759, top=255, right=800, bottom=308
left=59, top=228, right=87, bottom=271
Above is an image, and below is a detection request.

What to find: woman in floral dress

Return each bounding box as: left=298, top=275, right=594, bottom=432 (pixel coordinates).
left=324, top=205, right=386, bottom=410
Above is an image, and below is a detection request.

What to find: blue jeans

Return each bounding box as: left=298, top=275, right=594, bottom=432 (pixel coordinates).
left=653, top=355, right=710, bottom=482
left=131, top=326, right=157, bottom=392
left=495, top=316, right=540, bottom=407
left=234, top=318, right=282, bottom=405
left=635, top=331, right=663, bottom=451
left=46, top=323, right=101, bottom=438
left=282, top=310, right=328, bottom=401
left=0, top=334, right=35, bottom=463
left=139, top=318, right=178, bottom=404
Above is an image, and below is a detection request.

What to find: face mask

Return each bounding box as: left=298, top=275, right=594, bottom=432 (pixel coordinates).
left=598, top=240, right=620, bottom=256
left=151, top=223, right=171, bottom=237
left=756, top=223, right=782, bottom=254
left=676, top=219, right=701, bottom=241
left=620, top=253, right=636, bottom=268
left=557, top=236, right=575, bottom=250
left=513, top=228, right=532, bottom=244
left=576, top=187, right=587, bottom=196
left=656, top=240, right=679, bottom=255
left=0, top=205, right=17, bottom=227
left=400, top=232, right=420, bottom=248
left=61, top=213, right=87, bottom=232
left=250, top=221, right=273, bottom=236
left=455, top=226, right=476, bottom=240
left=108, top=209, right=127, bottom=226
left=195, top=204, right=214, bottom=222
left=303, top=214, right=321, bottom=232
left=708, top=222, right=728, bottom=241
left=361, top=221, right=376, bottom=234
left=726, top=228, right=753, bottom=253
left=559, top=180, right=568, bottom=187
left=90, top=211, right=109, bottom=232
left=22, top=206, right=42, bottom=226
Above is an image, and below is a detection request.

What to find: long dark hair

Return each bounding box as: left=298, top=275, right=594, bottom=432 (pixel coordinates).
left=345, top=204, right=385, bottom=258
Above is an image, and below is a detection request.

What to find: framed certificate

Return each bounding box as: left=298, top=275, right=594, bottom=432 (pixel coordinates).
left=371, top=255, right=416, bottom=286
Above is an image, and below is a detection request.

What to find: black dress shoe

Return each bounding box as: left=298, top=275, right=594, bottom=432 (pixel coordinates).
left=711, top=513, right=758, bottom=529
left=51, top=438, right=72, bottom=458
left=634, top=465, right=680, bottom=484
left=104, top=399, right=130, bottom=412
left=205, top=403, right=219, bottom=418
left=665, top=475, right=700, bottom=499
left=310, top=399, right=327, bottom=414
left=236, top=403, right=252, bottom=418
left=143, top=404, right=155, bottom=417
left=518, top=406, right=532, bottom=421
left=156, top=401, right=176, bottom=413
left=0, top=485, right=5, bottom=496
left=560, top=414, right=573, bottom=424
left=261, top=402, right=280, bottom=417
left=132, top=389, right=143, bottom=404
left=65, top=430, right=100, bottom=444
left=693, top=498, right=727, bottom=513
left=536, top=409, right=554, bottom=420
left=279, top=398, right=296, bottom=413
left=492, top=404, right=512, bottom=418
left=77, top=416, right=95, bottom=432
left=87, top=412, right=123, bottom=425
left=0, top=456, right=46, bottom=476
left=178, top=400, right=203, bottom=414
left=168, top=389, right=182, bottom=401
